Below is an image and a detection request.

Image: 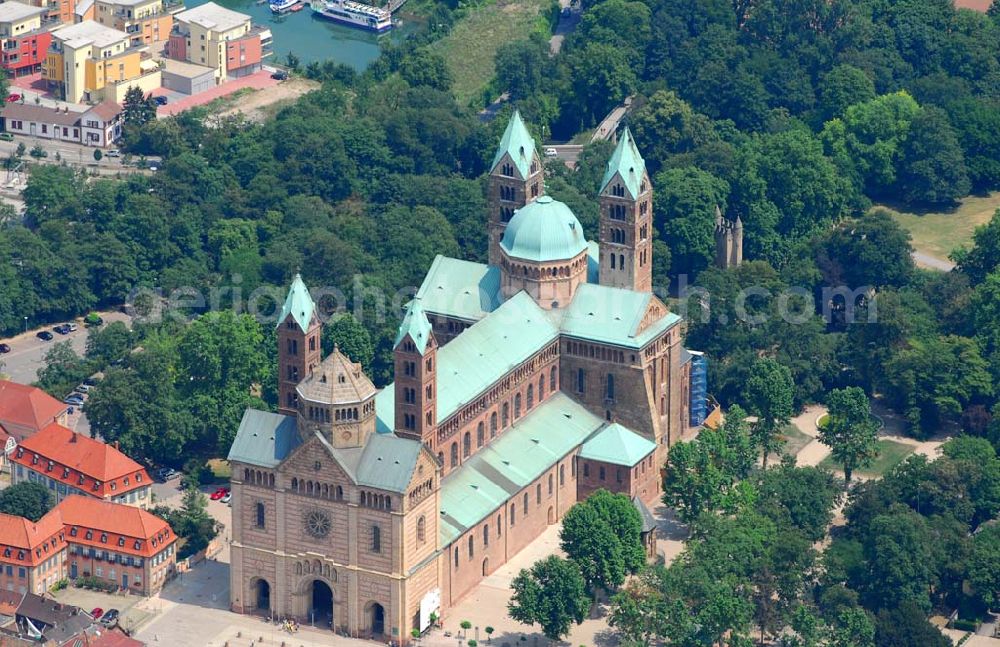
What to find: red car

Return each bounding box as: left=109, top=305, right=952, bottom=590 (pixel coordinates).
left=209, top=487, right=229, bottom=501
left=90, top=607, right=103, bottom=619
left=6, top=93, right=21, bottom=103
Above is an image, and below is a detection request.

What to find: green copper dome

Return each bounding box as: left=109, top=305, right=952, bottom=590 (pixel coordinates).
left=500, top=196, right=589, bottom=263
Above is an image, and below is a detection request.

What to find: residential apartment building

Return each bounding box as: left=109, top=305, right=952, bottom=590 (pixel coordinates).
left=44, top=20, right=160, bottom=103
left=1, top=101, right=123, bottom=146
left=94, top=0, right=172, bottom=47
left=0, top=511, right=67, bottom=595
left=59, top=496, right=177, bottom=595
left=25, top=0, right=78, bottom=27
left=0, top=381, right=67, bottom=444
left=0, top=2, right=51, bottom=77
left=0, top=497, right=176, bottom=597
left=10, top=423, right=152, bottom=508
left=168, top=2, right=269, bottom=84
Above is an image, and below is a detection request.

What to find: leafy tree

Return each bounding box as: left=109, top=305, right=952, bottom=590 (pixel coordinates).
left=819, top=387, right=880, bottom=484
left=662, top=406, right=756, bottom=523
left=322, top=314, right=374, bottom=370
left=565, top=42, right=637, bottom=128
left=654, top=166, right=729, bottom=278
left=755, top=461, right=841, bottom=541
left=0, top=482, right=53, bottom=521
left=152, top=483, right=221, bottom=559
left=883, top=335, right=993, bottom=438
left=743, top=358, right=794, bottom=468
left=862, top=509, right=936, bottom=613
left=874, top=602, right=950, bottom=647
left=967, top=524, right=1000, bottom=608
left=559, top=498, right=626, bottom=592
left=494, top=36, right=549, bottom=101
left=629, top=91, right=715, bottom=172
left=36, top=342, right=88, bottom=399
left=508, top=556, right=589, bottom=640
left=398, top=49, right=453, bottom=92
left=955, top=210, right=1000, bottom=285
left=817, top=64, right=876, bottom=122
left=896, top=106, right=970, bottom=206
left=817, top=210, right=914, bottom=290
left=85, top=321, right=133, bottom=366
left=121, top=86, right=157, bottom=127
left=583, top=489, right=645, bottom=573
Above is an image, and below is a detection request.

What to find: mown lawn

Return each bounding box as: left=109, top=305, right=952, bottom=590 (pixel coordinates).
left=780, top=424, right=814, bottom=458
left=819, top=439, right=914, bottom=478
left=430, top=0, right=552, bottom=106
left=876, top=191, right=1000, bottom=263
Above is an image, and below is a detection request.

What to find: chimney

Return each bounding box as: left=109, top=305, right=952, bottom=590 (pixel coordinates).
left=114, top=441, right=119, bottom=450
left=69, top=433, right=76, bottom=443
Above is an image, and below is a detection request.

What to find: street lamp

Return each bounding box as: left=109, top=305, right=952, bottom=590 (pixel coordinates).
left=23, top=316, right=27, bottom=333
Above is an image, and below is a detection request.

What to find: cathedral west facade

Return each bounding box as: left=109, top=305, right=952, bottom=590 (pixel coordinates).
left=227, top=113, right=705, bottom=642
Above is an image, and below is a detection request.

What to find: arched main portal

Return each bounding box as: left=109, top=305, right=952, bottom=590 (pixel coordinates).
left=366, top=602, right=385, bottom=636
left=547, top=506, right=555, bottom=525
left=309, top=579, right=334, bottom=628
left=254, top=579, right=270, bottom=612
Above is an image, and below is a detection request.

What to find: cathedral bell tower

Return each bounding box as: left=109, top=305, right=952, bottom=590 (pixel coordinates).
left=277, top=274, right=322, bottom=416
left=598, top=127, right=653, bottom=293
left=393, top=300, right=438, bottom=446
left=488, top=110, right=545, bottom=266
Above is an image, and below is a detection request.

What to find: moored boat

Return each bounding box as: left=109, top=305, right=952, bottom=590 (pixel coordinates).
left=312, top=0, right=391, bottom=32
left=270, top=0, right=299, bottom=13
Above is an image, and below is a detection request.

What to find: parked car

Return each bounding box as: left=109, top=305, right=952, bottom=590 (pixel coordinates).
left=210, top=487, right=229, bottom=501
left=221, top=492, right=232, bottom=504
left=544, top=147, right=558, bottom=157
left=53, top=324, right=70, bottom=335
left=66, top=322, right=77, bottom=332
left=106, top=149, right=121, bottom=157
left=153, top=96, right=168, bottom=106
left=271, top=70, right=288, bottom=81
left=90, top=608, right=103, bottom=620
left=64, top=395, right=84, bottom=406
left=76, top=384, right=91, bottom=393
left=0, top=343, right=9, bottom=353
left=83, top=313, right=103, bottom=326
left=36, top=331, right=53, bottom=341
left=99, top=609, right=119, bottom=626
left=0, top=133, right=13, bottom=142
left=83, top=374, right=102, bottom=386
left=6, top=93, right=21, bottom=103
left=156, top=467, right=181, bottom=481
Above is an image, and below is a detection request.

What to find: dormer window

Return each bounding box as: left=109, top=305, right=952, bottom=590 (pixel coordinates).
left=46, top=460, right=54, bottom=472
left=124, top=477, right=129, bottom=486
left=78, top=475, right=85, bottom=485
left=31, top=454, right=38, bottom=465
left=70, top=527, right=77, bottom=537
left=85, top=531, right=93, bottom=540
left=110, top=482, right=116, bottom=491
left=62, top=467, right=70, bottom=478
left=3, top=548, right=9, bottom=558
left=136, top=473, right=142, bottom=482
left=134, top=540, right=141, bottom=550
left=15, top=448, right=23, bottom=459
left=17, top=551, right=24, bottom=560
left=100, top=533, right=107, bottom=543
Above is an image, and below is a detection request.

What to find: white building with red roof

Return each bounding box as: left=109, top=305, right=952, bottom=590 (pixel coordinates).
left=10, top=424, right=151, bottom=508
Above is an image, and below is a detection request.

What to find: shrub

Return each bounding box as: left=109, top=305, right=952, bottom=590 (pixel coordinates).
left=953, top=619, right=978, bottom=632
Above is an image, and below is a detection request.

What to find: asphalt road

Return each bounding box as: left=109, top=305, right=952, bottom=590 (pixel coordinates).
left=0, top=311, right=132, bottom=384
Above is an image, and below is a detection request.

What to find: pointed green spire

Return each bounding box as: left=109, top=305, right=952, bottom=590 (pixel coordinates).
left=394, top=299, right=433, bottom=354
left=277, top=273, right=316, bottom=331
left=491, top=109, right=537, bottom=178
left=600, top=127, right=647, bottom=199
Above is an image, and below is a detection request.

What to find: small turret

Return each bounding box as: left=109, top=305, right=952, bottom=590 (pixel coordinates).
left=713, top=208, right=744, bottom=269
left=277, top=274, right=322, bottom=416
left=487, top=110, right=545, bottom=266
left=598, top=127, right=653, bottom=293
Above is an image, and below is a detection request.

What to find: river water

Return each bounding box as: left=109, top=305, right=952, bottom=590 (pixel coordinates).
left=185, top=0, right=416, bottom=68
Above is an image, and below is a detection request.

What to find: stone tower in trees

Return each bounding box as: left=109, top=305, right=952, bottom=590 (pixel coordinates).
left=277, top=274, right=322, bottom=416
left=714, top=206, right=744, bottom=269
left=393, top=300, right=438, bottom=446
left=487, top=110, right=545, bottom=266
left=598, top=127, right=653, bottom=293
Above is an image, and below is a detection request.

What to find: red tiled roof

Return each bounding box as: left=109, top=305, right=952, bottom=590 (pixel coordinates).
left=85, top=101, right=121, bottom=122
left=956, top=0, right=990, bottom=10
left=0, top=381, right=66, bottom=433
left=0, top=590, right=21, bottom=616
left=0, top=510, right=66, bottom=567
left=88, top=629, right=145, bottom=647
left=11, top=424, right=150, bottom=498
left=55, top=496, right=174, bottom=558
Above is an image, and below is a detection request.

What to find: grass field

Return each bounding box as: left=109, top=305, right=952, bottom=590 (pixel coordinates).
left=780, top=425, right=814, bottom=458
left=819, top=439, right=914, bottom=478
left=430, top=0, right=551, bottom=106
left=876, top=191, right=1000, bottom=262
